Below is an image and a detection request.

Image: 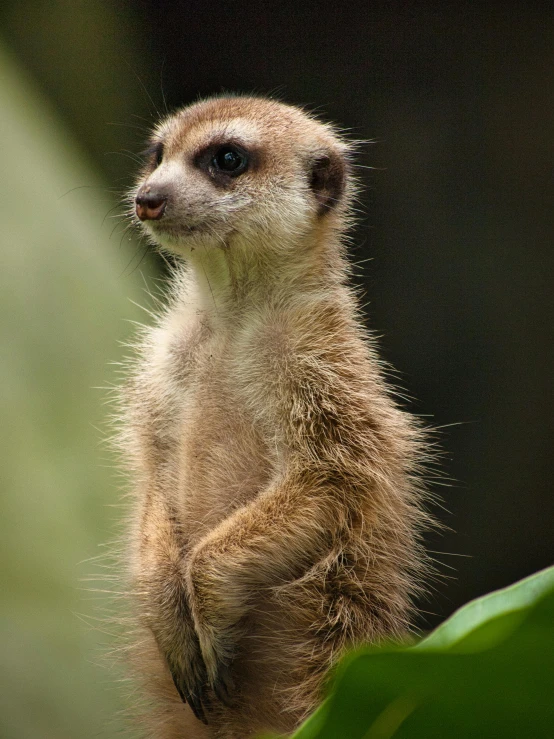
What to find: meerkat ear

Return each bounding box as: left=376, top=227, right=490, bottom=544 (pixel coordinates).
left=309, top=150, right=346, bottom=214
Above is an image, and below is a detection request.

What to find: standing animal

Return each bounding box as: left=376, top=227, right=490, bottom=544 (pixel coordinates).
left=118, top=95, right=431, bottom=739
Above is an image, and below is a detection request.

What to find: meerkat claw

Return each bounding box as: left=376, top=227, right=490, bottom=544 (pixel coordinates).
left=187, top=690, right=209, bottom=725
left=171, top=669, right=209, bottom=724
left=167, top=646, right=210, bottom=724
left=212, top=663, right=236, bottom=707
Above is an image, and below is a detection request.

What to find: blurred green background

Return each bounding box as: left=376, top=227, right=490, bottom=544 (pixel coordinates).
left=1, top=2, right=552, bottom=737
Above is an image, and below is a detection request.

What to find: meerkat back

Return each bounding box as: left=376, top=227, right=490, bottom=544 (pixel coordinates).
left=118, top=95, right=430, bottom=739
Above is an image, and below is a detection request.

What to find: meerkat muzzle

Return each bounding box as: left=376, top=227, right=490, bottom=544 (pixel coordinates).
left=135, top=187, right=167, bottom=221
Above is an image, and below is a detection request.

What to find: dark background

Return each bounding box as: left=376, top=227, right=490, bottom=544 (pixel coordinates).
left=5, top=0, right=553, bottom=621
left=1, top=2, right=552, bottom=734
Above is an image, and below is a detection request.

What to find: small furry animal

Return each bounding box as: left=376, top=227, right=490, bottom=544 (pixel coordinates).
left=119, top=95, right=431, bottom=739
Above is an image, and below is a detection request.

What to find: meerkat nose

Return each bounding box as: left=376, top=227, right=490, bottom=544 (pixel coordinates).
left=135, top=187, right=167, bottom=221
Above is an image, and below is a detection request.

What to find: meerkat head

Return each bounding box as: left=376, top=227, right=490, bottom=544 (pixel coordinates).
left=132, top=96, right=354, bottom=257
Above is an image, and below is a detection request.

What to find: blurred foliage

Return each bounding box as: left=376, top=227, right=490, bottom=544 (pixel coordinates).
left=1, top=0, right=163, bottom=182
left=289, top=567, right=554, bottom=739
left=0, top=40, right=153, bottom=738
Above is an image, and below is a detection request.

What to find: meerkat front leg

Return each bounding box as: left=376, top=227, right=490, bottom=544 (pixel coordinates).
left=184, top=469, right=346, bottom=703
left=136, top=490, right=211, bottom=723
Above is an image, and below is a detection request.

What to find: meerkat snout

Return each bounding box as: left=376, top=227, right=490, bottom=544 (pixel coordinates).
left=135, top=187, right=167, bottom=221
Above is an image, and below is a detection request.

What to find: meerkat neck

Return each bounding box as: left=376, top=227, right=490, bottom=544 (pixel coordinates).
left=179, top=222, right=350, bottom=322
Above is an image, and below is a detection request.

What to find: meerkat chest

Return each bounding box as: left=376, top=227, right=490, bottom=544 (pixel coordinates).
left=142, top=308, right=280, bottom=540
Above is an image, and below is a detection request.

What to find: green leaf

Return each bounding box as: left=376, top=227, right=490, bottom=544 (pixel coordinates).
left=416, top=565, right=554, bottom=651
left=291, top=566, right=554, bottom=739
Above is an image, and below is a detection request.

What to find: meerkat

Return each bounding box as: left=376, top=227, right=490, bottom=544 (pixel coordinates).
left=118, top=95, right=431, bottom=739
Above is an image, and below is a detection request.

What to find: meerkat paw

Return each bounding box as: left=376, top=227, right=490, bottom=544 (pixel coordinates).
left=186, top=547, right=242, bottom=707
left=195, top=622, right=237, bottom=708
left=165, top=635, right=211, bottom=724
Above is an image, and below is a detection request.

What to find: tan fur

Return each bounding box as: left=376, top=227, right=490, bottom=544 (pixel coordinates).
left=117, top=96, right=432, bottom=738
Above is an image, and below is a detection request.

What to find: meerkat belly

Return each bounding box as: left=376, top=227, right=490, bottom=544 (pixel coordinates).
left=175, top=362, right=275, bottom=545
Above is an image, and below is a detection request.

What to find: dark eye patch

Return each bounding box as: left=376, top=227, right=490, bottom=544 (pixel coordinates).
left=194, top=140, right=254, bottom=186
left=141, top=141, right=164, bottom=168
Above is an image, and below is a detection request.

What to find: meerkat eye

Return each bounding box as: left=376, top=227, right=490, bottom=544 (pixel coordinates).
left=212, top=146, right=248, bottom=175
left=142, top=141, right=164, bottom=168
